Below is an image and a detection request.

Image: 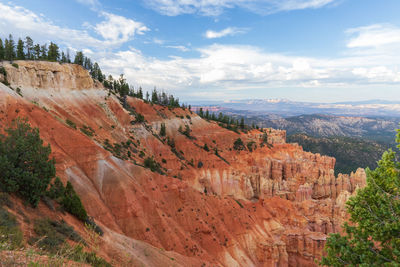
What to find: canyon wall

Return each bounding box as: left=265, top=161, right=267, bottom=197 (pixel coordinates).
left=0, top=61, right=366, bottom=266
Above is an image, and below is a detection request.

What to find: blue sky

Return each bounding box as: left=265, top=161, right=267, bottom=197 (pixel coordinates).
left=1, top=0, right=400, bottom=102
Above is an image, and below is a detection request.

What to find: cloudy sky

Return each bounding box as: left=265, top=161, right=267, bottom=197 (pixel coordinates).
left=1, top=0, right=400, bottom=102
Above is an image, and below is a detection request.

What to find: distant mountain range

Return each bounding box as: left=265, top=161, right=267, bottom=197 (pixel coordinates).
left=192, top=98, right=400, bottom=117
left=192, top=99, right=400, bottom=174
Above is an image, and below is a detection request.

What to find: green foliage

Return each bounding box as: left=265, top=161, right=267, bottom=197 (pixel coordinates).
left=61, top=182, right=88, bottom=221
left=321, top=130, right=400, bottom=266
left=288, top=133, right=389, bottom=175
left=31, top=218, right=82, bottom=253
left=66, top=119, right=77, bottom=129
left=47, top=178, right=88, bottom=221
left=11, top=63, right=18, bottom=69
left=233, top=138, right=245, bottom=151
left=246, top=141, right=256, bottom=152
left=79, top=125, right=95, bottom=137
left=144, top=157, right=164, bottom=174
left=159, top=123, right=166, bottom=137
left=0, top=207, right=23, bottom=250
left=0, top=118, right=55, bottom=207
left=134, top=113, right=145, bottom=123
left=203, top=143, right=209, bottom=151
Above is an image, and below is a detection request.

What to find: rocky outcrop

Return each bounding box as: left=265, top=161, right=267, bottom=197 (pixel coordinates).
left=0, top=61, right=367, bottom=266
left=0, top=60, right=102, bottom=91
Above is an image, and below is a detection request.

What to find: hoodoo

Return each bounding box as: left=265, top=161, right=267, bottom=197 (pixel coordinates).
left=0, top=61, right=366, bottom=266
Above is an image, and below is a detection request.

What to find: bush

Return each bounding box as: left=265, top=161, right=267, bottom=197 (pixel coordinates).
left=31, top=218, right=82, bottom=253
left=247, top=141, right=257, bottom=152
left=203, top=144, right=209, bottom=151
left=144, top=157, right=163, bottom=174
left=233, top=138, right=245, bottom=151
left=159, top=123, right=166, bottom=137
left=66, top=119, right=77, bottom=129
left=47, top=178, right=88, bottom=221
left=11, top=63, right=18, bottom=69
left=80, top=125, right=95, bottom=137
left=0, top=207, right=23, bottom=249
left=61, top=182, right=88, bottom=221
left=0, top=118, right=55, bottom=207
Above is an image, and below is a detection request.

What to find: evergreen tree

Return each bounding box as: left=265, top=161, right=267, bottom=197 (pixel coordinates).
left=199, top=108, right=204, bottom=117
left=16, top=39, right=25, bottom=60
left=61, top=52, right=67, bottom=63
left=66, top=49, right=71, bottom=63
left=151, top=88, right=158, bottom=103
left=47, top=42, right=60, bottom=61
left=40, top=44, right=48, bottom=60
left=0, top=118, right=55, bottom=207
left=146, top=91, right=149, bottom=101
left=321, top=130, right=400, bottom=266
left=240, top=118, right=245, bottom=129
left=33, top=44, right=40, bottom=60
left=4, top=34, right=15, bottom=61
left=159, top=123, right=166, bottom=137
left=74, top=51, right=84, bottom=66
left=25, top=36, right=33, bottom=59
left=0, top=38, right=4, bottom=60
left=138, top=87, right=143, bottom=99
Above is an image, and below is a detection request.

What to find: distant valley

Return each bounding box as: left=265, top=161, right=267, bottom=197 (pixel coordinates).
left=194, top=100, right=400, bottom=174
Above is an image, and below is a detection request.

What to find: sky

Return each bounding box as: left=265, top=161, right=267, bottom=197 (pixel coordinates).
left=1, top=0, right=400, bottom=103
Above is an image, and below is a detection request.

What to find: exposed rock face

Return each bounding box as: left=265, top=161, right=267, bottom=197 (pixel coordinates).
left=0, top=61, right=367, bottom=266
left=0, top=60, right=102, bottom=91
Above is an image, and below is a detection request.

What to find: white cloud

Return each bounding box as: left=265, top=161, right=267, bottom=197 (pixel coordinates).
left=1, top=2, right=400, bottom=100
left=205, top=27, right=247, bottom=39
left=144, top=0, right=337, bottom=16
left=0, top=3, right=149, bottom=49
left=94, top=12, right=149, bottom=44
left=165, top=45, right=190, bottom=52
left=346, top=24, right=400, bottom=48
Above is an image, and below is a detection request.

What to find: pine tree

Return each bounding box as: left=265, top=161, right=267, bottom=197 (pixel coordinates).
left=159, top=123, right=166, bottom=137
left=240, top=118, right=245, bottom=129
left=0, top=38, right=4, bottom=60
left=138, top=87, right=143, bottom=99
left=16, top=38, right=25, bottom=60
left=47, top=42, right=60, bottom=61
left=33, top=44, right=40, bottom=60
left=321, top=131, right=400, bottom=265
left=4, top=34, right=15, bottom=61
left=40, top=44, right=48, bottom=60
left=66, top=49, right=71, bottom=63
left=151, top=88, right=158, bottom=103
left=25, top=36, right=33, bottom=59
left=61, top=52, right=67, bottom=63
left=74, top=51, right=84, bottom=66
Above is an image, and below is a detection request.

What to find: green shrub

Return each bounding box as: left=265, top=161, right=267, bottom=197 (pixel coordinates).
left=144, top=157, right=163, bottom=174
left=66, top=119, right=77, bottom=129
left=11, top=63, right=18, bottom=69
left=0, top=207, right=23, bottom=249
left=233, top=138, right=245, bottom=151
left=80, top=125, right=95, bottom=137
left=61, top=182, right=88, bottom=221
left=247, top=141, right=257, bottom=152
left=0, top=66, right=6, bottom=76
left=203, top=144, right=209, bottom=151
left=0, top=118, right=55, bottom=207
left=47, top=178, right=88, bottom=221
left=31, top=218, right=82, bottom=253
left=159, top=123, right=166, bottom=137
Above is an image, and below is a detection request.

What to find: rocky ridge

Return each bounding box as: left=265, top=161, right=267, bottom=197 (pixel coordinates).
left=0, top=61, right=366, bottom=266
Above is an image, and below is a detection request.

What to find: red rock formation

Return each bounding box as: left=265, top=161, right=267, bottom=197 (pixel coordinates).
left=0, top=61, right=366, bottom=266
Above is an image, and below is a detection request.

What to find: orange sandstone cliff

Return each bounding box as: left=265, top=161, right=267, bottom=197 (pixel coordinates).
left=0, top=60, right=366, bottom=266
